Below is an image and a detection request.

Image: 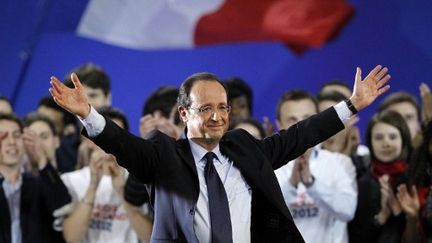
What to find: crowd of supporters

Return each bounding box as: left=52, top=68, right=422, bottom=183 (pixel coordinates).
left=1, top=63, right=431, bottom=243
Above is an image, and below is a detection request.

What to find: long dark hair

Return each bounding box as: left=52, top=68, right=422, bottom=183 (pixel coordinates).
left=366, top=110, right=412, bottom=163
left=407, top=121, right=432, bottom=187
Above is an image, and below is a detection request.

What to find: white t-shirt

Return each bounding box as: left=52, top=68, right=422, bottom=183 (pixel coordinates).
left=275, top=148, right=357, bottom=243
left=61, top=167, right=140, bottom=243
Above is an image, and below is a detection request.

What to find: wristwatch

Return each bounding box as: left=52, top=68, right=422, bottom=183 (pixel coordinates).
left=344, top=99, right=358, bottom=115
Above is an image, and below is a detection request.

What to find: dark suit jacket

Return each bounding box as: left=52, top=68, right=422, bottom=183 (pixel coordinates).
left=0, top=163, right=71, bottom=243
left=86, top=107, right=344, bottom=243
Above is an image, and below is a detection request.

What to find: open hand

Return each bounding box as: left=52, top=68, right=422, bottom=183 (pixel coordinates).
left=108, top=160, right=125, bottom=196
left=49, top=73, right=90, bottom=118
left=89, top=150, right=105, bottom=188
left=397, top=184, right=420, bottom=219
left=289, top=159, right=302, bottom=187
left=22, top=128, right=48, bottom=169
left=420, top=82, right=432, bottom=123
left=350, top=65, right=391, bottom=111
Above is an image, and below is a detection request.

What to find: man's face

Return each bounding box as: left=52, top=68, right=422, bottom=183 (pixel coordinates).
left=386, top=102, right=420, bottom=140
left=0, top=100, right=12, bottom=114
left=83, top=85, right=111, bottom=110
left=0, top=120, right=24, bottom=166
left=234, top=122, right=262, bottom=139
left=28, top=121, right=60, bottom=162
left=229, top=96, right=250, bottom=120
left=277, top=99, right=317, bottom=130
left=37, top=106, right=64, bottom=135
left=321, top=85, right=351, bottom=99
left=180, top=81, right=229, bottom=142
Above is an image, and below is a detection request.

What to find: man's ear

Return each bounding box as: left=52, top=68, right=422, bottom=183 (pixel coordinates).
left=178, top=106, right=188, bottom=123
left=275, top=119, right=281, bottom=131
left=106, top=92, right=112, bottom=106
left=54, top=135, right=60, bottom=150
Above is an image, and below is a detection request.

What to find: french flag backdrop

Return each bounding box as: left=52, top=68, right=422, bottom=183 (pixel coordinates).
left=0, top=0, right=431, bottom=137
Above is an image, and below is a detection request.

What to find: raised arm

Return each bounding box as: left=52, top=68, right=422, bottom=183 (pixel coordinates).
left=264, top=65, right=391, bottom=169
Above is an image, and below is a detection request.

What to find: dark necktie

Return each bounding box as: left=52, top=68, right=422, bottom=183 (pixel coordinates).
left=203, top=152, right=233, bottom=243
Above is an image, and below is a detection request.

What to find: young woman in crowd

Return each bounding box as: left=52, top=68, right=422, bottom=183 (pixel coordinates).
left=349, top=110, right=412, bottom=243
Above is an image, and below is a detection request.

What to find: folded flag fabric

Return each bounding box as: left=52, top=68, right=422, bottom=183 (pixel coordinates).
left=77, top=0, right=353, bottom=52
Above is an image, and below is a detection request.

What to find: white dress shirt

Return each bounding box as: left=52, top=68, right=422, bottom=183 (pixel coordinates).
left=275, top=147, right=357, bottom=243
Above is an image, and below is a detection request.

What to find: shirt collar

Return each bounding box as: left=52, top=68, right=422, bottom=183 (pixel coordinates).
left=2, top=173, right=23, bottom=194
left=188, top=139, right=225, bottom=165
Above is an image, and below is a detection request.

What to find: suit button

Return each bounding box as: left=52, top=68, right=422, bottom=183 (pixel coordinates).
left=189, top=208, right=194, bottom=215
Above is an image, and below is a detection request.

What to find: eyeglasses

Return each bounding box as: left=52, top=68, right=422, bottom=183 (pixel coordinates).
left=189, top=105, right=231, bottom=116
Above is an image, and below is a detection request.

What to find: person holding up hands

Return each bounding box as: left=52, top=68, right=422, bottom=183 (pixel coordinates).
left=49, top=66, right=390, bottom=243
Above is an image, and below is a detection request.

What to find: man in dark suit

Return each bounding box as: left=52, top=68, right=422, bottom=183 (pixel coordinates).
left=49, top=65, right=390, bottom=243
left=0, top=113, right=71, bottom=243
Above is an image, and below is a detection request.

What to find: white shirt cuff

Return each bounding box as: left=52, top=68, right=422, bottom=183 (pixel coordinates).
left=334, top=101, right=351, bottom=124
left=78, top=106, right=106, bottom=137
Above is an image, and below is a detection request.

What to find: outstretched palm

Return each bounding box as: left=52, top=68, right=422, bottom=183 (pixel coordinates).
left=49, top=73, right=90, bottom=118
left=351, top=65, right=391, bottom=110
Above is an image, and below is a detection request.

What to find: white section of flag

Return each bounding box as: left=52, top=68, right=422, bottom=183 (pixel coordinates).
left=77, top=0, right=225, bottom=49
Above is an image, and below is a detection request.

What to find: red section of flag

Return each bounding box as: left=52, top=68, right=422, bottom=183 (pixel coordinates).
left=195, top=0, right=353, bottom=53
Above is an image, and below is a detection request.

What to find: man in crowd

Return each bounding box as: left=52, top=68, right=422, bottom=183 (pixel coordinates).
left=0, top=113, right=71, bottom=243
left=274, top=90, right=357, bottom=243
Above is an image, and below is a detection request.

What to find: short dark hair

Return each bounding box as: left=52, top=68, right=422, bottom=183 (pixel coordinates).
left=98, top=106, right=129, bottom=131
left=366, top=110, right=412, bottom=162
left=377, top=91, right=420, bottom=119
left=229, top=117, right=265, bottom=139
left=0, top=113, right=23, bottom=131
left=317, top=90, right=347, bottom=103
left=224, top=77, right=253, bottom=114
left=64, top=63, right=111, bottom=96
left=38, top=96, right=77, bottom=127
left=143, top=86, right=179, bottom=117
left=276, top=90, right=318, bottom=120
left=0, top=96, right=12, bottom=108
left=319, top=80, right=351, bottom=93
left=23, top=112, right=57, bottom=136
left=177, top=72, right=227, bottom=108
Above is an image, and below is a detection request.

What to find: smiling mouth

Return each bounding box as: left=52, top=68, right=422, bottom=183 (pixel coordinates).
left=207, top=124, right=224, bottom=129
left=380, top=150, right=394, bottom=156
left=5, top=149, right=19, bottom=156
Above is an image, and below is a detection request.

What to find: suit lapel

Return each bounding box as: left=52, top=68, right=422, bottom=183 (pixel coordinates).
left=220, top=138, right=293, bottom=220
left=20, top=175, right=33, bottom=238
left=0, top=177, right=11, bottom=243
left=176, top=138, right=198, bottom=176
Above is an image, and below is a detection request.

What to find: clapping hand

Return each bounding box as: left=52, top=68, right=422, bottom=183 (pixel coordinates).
left=397, top=184, right=420, bottom=219
left=22, top=128, right=48, bottom=169
left=89, top=150, right=105, bottom=188
left=379, top=175, right=402, bottom=216
left=108, top=159, right=125, bottom=197
left=290, top=150, right=313, bottom=187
